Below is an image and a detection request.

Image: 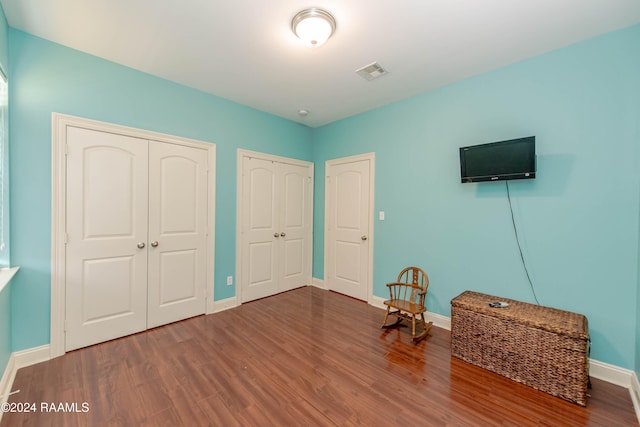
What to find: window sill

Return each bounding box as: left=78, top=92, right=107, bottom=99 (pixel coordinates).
left=0, top=266, right=19, bottom=294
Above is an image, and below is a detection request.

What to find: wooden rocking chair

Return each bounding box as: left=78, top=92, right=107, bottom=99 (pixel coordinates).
left=381, top=266, right=433, bottom=343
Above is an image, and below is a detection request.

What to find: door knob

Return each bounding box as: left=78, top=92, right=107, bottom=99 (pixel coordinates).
left=137, top=242, right=146, bottom=249
left=361, top=235, right=367, bottom=241
left=274, top=233, right=280, bottom=238
left=280, top=232, right=286, bottom=237
left=151, top=241, right=159, bottom=247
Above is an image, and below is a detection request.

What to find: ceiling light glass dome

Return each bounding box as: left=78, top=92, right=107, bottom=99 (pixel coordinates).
left=292, top=8, right=336, bottom=47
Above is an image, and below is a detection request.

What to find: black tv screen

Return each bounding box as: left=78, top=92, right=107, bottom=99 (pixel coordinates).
left=459, top=136, right=536, bottom=183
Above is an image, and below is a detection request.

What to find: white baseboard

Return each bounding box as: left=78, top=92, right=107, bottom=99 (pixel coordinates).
left=0, top=345, right=50, bottom=401
left=0, top=354, right=16, bottom=403
left=425, top=311, right=451, bottom=331
left=16, top=344, right=50, bottom=368
left=630, top=371, right=640, bottom=423
left=311, top=277, right=326, bottom=289
left=211, top=296, right=239, bottom=313
left=589, top=359, right=633, bottom=388
left=370, top=295, right=385, bottom=310
left=589, top=359, right=640, bottom=423
left=0, top=344, right=51, bottom=423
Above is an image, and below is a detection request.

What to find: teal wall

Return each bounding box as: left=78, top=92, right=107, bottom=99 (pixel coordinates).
left=0, top=4, right=9, bottom=376
left=312, top=25, right=640, bottom=369
left=8, top=30, right=313, bottom=351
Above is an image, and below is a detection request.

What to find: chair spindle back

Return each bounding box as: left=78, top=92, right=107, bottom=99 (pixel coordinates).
left=397, top=266, right=429, bottom=304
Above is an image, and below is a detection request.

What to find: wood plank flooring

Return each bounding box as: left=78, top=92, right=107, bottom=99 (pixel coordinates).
left=2, top=286, right=637, bottom=426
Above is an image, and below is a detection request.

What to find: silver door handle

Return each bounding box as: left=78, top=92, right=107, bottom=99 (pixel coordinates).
left=151, top=241, right=159, bottom=247
left=280, top=232, right=286, bottom=237
left=361, top=235, right=367, bottom=241
left=137, top=242, right=146, bottom=249
left=274, top=233, right=280, bottom=238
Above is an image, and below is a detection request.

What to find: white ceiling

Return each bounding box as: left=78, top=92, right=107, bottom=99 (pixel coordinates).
left=2, top=0, right=640, bottom=128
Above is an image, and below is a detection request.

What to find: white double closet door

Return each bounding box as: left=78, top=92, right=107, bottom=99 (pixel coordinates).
left=65, top=126, right=208, bottom=351
left=239, top=153, right=313, bottom=303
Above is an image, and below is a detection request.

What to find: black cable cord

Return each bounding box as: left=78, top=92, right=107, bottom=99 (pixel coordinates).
left=506, top=181, right=540, bottom=305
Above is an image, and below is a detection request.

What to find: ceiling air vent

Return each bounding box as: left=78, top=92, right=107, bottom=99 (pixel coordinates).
left=355, top=62, right=389, bottom=81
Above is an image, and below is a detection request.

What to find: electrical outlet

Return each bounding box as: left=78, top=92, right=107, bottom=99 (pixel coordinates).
left=379, top=211, right=385, bottom=221
left=226, top=276, right=233, bottom=286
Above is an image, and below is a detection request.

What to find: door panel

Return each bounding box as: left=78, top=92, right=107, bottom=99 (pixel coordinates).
left=83, top=147, right=137, bottom=239
left=250, top=166, right=276, bottom=230
left=326, top=158, right=371, bottom=301
left=81, top=256, right=136, bottom=322
left=283, top=171, right=304, bottom=227
left=159, top=156, right=199, bottom=234
left=248, top=242, right=275, bottom=284
left=336, top=171, right=362, bottom=230
left=283, top=238, right=304, bottom=278
left=65, top=126, right=149, bottom=351
left=158, top=250, right=197, bottom=303
left=334, top=241, right=361, bottom=284
left=147, top=141, right=208, bottom=328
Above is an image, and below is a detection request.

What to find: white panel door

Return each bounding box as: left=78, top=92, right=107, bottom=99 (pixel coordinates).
left=241, top=157, right=279, bottom=302
left=240, top=154, right=312, bottom=303
left=147, top=141, right=208, bottom=328
left=326, top=157, right=372, bottom=301
left=65, top=126, right=149, bottom=351
left=279, top=163, right=312, bottom=293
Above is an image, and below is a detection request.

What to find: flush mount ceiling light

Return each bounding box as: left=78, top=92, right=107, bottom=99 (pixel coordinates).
left=292, top=8, right=336, bottom=47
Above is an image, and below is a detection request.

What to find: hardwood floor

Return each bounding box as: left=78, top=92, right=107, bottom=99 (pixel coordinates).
left=2, top=286, right=637, bottom=426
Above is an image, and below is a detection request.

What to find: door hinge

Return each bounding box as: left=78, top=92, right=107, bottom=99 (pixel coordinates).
left=65, top=144, right=69, bottom=155
left=64, top=233, right=69, bottom=244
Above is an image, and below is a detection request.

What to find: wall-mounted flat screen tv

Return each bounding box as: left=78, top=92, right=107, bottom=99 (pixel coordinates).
left=459, top=136, right=536, bottom=183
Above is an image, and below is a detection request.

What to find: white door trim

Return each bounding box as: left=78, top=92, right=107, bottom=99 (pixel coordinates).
left=324, top=153, right=375, bottom=303
left=51, top=113, right=216, bottom=358
left=235, top=149, right=314, bottom=304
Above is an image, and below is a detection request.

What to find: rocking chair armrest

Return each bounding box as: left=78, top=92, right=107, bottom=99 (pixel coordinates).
left=386, top=282, right=408, bottom=288
left=385, top=282, right=417, bottom=293
left=385, top=282, right=425, bottom=299
left=417, top=290, right=427, bottom=304
left=386, top=282, right=421, bottom=290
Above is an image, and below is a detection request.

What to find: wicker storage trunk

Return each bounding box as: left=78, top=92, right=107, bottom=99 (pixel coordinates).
left=451, top=291, right=590, bottom=406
